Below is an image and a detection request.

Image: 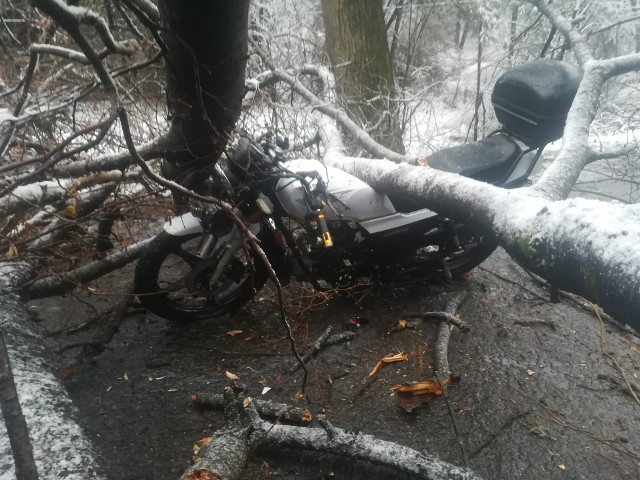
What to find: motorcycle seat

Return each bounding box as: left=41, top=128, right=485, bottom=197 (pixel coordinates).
left=427, top=133, right=522, bottom=183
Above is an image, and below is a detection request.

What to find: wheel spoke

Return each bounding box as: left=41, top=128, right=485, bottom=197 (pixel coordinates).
left=159, top=277, right=188, bottom=292
left=174, top=247, right=203, bottom=266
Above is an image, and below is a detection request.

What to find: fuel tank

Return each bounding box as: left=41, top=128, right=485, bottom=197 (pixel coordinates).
left=275, top=159, right=396, bottom=222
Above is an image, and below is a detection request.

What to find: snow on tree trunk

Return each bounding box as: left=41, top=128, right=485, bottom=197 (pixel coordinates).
left=321, top=152, right=640, bottom=329
left=0, top=263, right=105, bottom=479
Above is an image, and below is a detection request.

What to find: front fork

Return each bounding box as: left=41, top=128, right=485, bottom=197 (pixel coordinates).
left=162, top=211, right=259, bottom=285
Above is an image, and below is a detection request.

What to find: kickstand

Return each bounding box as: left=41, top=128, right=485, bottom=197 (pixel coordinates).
left=441, top=258, right=453, bottom=282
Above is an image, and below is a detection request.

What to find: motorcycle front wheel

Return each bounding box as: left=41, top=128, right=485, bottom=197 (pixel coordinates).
left=135, top=231, right=268, bottom=322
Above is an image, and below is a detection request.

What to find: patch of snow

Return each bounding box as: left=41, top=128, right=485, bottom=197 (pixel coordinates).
left=0, top=109, right=16, bottom=125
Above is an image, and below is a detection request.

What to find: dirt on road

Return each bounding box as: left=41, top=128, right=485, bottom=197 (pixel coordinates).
left=29, top=249, right=640, bottom=480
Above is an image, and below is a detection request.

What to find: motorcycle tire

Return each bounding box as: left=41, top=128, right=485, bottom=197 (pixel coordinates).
left=135, top=231, right=268, bottom=322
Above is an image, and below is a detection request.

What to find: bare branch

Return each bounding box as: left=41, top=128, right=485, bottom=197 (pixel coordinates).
left=24, top=237, right=152, bottom=298
left=249, top=68, right=417, bottom=164
left=526, top=0, right=594, bottom=66
left=587, top=144, right=639, bottom=163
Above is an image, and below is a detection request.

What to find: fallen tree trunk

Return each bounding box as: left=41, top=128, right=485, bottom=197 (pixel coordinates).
left=324, top=153, right=640, bottom=329
left=0, top=262, right=105, bottom=479
left=182, top=391, right=482, bottom=480
left=249, top=415, right=481, bottom=480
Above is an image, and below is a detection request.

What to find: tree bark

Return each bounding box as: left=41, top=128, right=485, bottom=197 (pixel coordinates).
left=321, top=0, right=405, bottom=154
left=0, top=263, right=105, bottom=478
left=0, top=330, right=38, bottom=480
left=159, top=0, right=249, bottom=193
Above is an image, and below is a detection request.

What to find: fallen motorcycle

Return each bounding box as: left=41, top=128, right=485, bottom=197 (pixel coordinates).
left=135, top=59, right=582, bottom=322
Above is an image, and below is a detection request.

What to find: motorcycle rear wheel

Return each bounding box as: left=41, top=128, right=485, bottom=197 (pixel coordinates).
left=135, top=231, right=268, bottom=322
left=442, top=229, right=497, bottom=278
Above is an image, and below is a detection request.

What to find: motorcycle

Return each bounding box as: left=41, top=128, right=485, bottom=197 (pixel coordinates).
left=134, top=59, right=582, bottom=322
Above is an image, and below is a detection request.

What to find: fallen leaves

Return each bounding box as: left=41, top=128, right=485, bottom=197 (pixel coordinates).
left=226, top=330, right=243, bottom=336
left=391, top=376, right=451, bottom=413
left=301, top=409, right=313, bottom=424
left=225, top=371, right=240, bottom=381
left=184, top=469, right=220, bottom=480
left=192, top=437, right=211, bottom=455
left=368, top=352, right=408, bottom=378
left=5, top=243, right=19, bottom=260
left=390, top=376, right=450, bottom=395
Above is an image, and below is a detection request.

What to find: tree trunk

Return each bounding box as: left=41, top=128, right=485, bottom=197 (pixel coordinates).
left=321, top=0, right=405, bottom=154
left=631, top=0, right=640, bottom=53
left=159, top=0, right=250, bottom=197
left=509, top=3, right=519, bottom=56
left=0, top=263, right=105, bottom=478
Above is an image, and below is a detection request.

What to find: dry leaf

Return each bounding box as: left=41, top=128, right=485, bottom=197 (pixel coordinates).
left=261, top=387, right=271, bottom=395
left=6, top=244, right=19, bottom=260
left=368, top=352, right=409, bottom=378
left=559, top=464, right=566, bottom=471
left=397, top=393, right=433, bottom=412
left=390, top=376, right=451, bottom=395
left=398, top=320, right=407, bottom=328
left=301, top=409, right=313, bottom=423
left=106, top=385, right=113, bottom=393
left=195, top=437, right=211, bottom=448
left=481, top=298, right=490, bottom=305
left=383, top=353, right=408, bottom=363
left=457, top=408, right=472, bottom=415
left=191, top=394, right=198, bottom=401
left=226, top=330, right=243, bottom=336
left=261, top=461, right=270, bottom=476
left=123, top=372, right=129, bottom=381
left=62, top=203, right=77, bottom=218
left=242, top=397, right=253, bottom=408
left=527, top=369, right=536, bottom=376
left=225, top=371, right=240, bottom=381
left=292, top=391, right=304, bottom=402
left=184, top=469, right=220, bottom=480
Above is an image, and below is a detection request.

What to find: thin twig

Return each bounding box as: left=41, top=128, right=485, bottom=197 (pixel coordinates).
left=289, top=326, right=333, bottom=373
left=406, top=311, right=470, bottom=331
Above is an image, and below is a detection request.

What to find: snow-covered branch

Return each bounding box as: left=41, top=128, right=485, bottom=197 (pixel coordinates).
left=52, top=134, right=170, bottom=177
left=253, top=68, right=417, bottom=164
left=0, top=171, right=123, bottom=217
left=525, top=0, right=594, bottom=65
left=524, top=2, right=640, bottom=200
